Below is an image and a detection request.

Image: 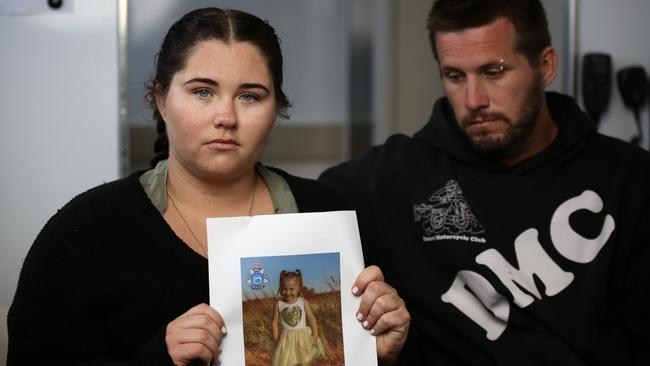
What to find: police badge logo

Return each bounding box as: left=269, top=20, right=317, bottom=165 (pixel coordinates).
left=247, top=262, right=269, bottom=290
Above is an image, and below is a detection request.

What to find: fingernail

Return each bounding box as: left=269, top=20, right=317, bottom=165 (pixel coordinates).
left=363, top=320, right=369, bottom=328
left=356, top=313, right=364, bottom=321
left=221, top=326, right=228, bottom=335
left=352, top=286, right=359, bottom=295
left=370, top=328, right=376, bottom=335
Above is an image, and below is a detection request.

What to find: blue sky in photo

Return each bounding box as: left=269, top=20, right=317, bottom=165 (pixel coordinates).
left=240, top=252, right=340, bottom=299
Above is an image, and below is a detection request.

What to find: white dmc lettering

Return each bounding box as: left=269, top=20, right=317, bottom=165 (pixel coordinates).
left=550, top=190, right=615, bottom=263
left=441, top=190, right=614, bottom=340
left=441, top=270, right=509, bottom=340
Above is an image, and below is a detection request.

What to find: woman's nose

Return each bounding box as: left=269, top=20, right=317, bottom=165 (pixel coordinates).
left=213, top=99, right=237, bottom=128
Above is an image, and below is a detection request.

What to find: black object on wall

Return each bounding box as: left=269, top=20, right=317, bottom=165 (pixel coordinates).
left=582, top=53, right=612, bottom=126
left=48, top=0, right=63, bottom=9
left=617, top=66, right=647, bottom=145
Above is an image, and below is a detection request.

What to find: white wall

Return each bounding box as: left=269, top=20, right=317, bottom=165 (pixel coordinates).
left=389, top=0, right=442, bottom=137
left=576, top=0, right=650, bottom=149
left=0, top=2, right=121, bottom=357
left=543, top=0, right=576, bottom=95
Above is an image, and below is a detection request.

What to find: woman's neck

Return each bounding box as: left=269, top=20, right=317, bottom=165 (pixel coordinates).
left=166, top=159, right=260, bottom=217
left=163, top=158, right=274, bottom=258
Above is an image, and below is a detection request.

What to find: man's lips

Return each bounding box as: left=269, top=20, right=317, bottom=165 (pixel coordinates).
left=468, top=119, right=499, bottom=126
left=465, top=115, right=508, bottom=128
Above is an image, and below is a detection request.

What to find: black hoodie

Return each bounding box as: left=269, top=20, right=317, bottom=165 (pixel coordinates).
left=320, top=93, right=650, bottom=365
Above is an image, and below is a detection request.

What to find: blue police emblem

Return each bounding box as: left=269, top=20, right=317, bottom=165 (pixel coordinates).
left=247, top=262, right=268, bottom=290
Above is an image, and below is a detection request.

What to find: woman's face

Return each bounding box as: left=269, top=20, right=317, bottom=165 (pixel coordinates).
left=280, top=277, right=300, bottom=303
left=157, top=40, right=277, bottom=182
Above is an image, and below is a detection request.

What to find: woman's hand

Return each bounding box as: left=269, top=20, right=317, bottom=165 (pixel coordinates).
left=165, top=303, right=226, bottom=366
left=353, top=265, right=410, bottom=365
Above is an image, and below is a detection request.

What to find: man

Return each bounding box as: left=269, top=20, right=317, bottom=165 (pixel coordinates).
left=320, top=0, right=650, bottom=364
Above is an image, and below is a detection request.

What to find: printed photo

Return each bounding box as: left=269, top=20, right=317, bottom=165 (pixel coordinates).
left=240, top=252, right=344, bottom=366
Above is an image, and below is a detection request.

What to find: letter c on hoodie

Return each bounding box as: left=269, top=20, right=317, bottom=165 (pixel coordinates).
left=550, top=190, right=615, bottom=264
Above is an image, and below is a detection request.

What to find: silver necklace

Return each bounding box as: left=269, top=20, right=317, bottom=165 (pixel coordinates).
left=167, top=176, right=258, bottom=253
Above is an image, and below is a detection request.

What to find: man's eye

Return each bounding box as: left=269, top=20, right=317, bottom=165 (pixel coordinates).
left=482, top=67, right=505, bottom=79
left=444, top=72, right=464, bottom=82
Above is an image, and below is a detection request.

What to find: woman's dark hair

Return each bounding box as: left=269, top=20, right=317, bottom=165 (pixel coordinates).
left=145, top=7, right=291, bottom=167
left=427, top=0, right=551, bottom=66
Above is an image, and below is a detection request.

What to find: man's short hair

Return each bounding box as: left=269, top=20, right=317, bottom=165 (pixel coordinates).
left=427, top=0, right=551, bottom=66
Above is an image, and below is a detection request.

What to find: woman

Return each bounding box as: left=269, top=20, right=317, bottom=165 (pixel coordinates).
left=7, top=8, right=409, bottom=366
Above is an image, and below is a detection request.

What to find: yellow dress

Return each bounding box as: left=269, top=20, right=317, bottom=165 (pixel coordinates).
left=273, top=297, right=325, bottom=366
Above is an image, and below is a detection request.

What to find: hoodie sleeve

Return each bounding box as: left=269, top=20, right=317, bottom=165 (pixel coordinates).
left=318, top=137, right=400, bottom=212
left=319, top=153, right=381, bottom=263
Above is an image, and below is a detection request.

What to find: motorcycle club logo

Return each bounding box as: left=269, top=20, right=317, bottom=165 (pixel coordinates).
left=247, top=262, right=269, bottom=290
left=413, top=180, right=486, bottom=243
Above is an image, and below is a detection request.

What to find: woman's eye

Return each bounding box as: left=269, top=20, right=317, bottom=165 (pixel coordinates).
left=194, top=89, right=212, bottom=98
left=240, top=93, right=259, bottom=102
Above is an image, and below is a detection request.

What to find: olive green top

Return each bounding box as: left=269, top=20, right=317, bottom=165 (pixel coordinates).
left=139, top=159, right=299, bottom=214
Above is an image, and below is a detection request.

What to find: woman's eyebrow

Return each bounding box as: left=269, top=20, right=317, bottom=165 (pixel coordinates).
left=240, top=83, right=270, bottom=93
left=182, top=79, right=270, bottom=93
left=183, top=77, right=218, bottom=86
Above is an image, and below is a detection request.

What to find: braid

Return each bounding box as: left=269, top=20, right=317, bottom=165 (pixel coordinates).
left=150, top=117, right=169, bottom=168
left=144, top=78, right=169, bottom=168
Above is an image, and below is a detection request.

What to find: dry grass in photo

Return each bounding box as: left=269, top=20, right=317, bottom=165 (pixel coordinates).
left=242, top=288, right=345, bottom=366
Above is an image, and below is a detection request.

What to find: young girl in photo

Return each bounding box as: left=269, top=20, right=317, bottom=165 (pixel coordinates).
left=272, top=269, right=325, bottom=366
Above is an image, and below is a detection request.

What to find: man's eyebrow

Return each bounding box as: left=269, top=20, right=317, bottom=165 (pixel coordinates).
left=477, top=60, right=506, bottom=72
left=440, top=65, right=462, bottom=72
left=440, top=59, right=507, bottom=73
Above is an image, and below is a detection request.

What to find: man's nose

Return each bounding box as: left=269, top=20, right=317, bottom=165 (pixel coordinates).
left=464, top=76, right=489, bottom=111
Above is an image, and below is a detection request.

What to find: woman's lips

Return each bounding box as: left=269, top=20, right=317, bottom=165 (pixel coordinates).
left=207, top=138, right=240, bottom=150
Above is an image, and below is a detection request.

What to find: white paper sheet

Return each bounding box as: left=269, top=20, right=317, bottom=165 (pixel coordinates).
left=208, top=210, right=377, bottom=365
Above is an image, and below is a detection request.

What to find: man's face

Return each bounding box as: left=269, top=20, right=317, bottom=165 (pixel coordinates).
left=436, top=17, right=553, bottom=161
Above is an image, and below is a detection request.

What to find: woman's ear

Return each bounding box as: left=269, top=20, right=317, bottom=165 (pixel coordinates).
left=154, top=83, right=166, bottom=118
left=539, top=46, right=558, bottom=87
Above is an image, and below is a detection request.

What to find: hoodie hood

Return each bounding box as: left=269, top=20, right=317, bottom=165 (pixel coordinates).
left=413, top=92, right=597, bottom=173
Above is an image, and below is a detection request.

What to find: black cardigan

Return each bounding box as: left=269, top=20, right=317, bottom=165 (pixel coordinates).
left=8, top=168, right=347, bottom=365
